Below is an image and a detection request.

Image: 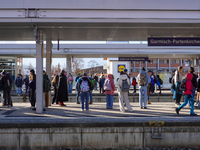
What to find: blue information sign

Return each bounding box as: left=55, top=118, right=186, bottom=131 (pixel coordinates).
left=118, top=57, right=149, bottom=61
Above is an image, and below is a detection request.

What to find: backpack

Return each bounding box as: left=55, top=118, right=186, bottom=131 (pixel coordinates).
left=91, top=79, right=96, bottom=87
left=81, top=79, right=89, bottom=92
left=121, top=79, right=129, bottom=92
left=104, top=79, right=111, bottom=91
left=179, top=78, right=187, bottom=91
left=138, top=74, right=147, bottom=86
left=158, top=78, right=163, bottom=85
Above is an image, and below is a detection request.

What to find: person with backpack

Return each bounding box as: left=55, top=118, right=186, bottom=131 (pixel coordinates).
left=52, top=72, right=59, bottom=104
left=67, top=73, right=74, bottom=94
left=29, top=69, right=36, bottom=109
left=99, top=75, right=105, bottom=94
left=57, top=70, right=68, bottom=106
left=104, top=74, right=115, bottom=109
left=15, top=74, right=23, bottom=94
left=77, top=73, right=92, bottom=111
left=132, top=76, right=137, bottom=93
left=75, top=74, right=81, bottom=104
left=170, top=71, right=176, bottom=93
left=174, top=66, right=183, bottom=106
left=117, top=71, right=133, bottom=112
left=175, top=73, right=197, bottom=116
left=23, top=75, right=29, bottom=93
left=1, top=71, right=12, bottom=107
left=43, top=70, right=51, bottom=110
left=137, top=67, right=151, bottom=109
left=156, top=75, right=163, bottom=94
left=93, top=73, right=98, bottom=91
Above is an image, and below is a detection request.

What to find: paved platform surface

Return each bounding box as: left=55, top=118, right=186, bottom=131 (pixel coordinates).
left=0, top=102, right=200, bottom=125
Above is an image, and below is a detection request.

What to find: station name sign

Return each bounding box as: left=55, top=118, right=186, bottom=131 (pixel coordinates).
left=118, top=57, right=149, bottom=61
left=148, top=37, right=200, bottom=46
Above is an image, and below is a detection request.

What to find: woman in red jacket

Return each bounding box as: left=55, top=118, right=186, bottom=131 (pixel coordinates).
left=104, top=74, right=115, bottom=109
left=176, top=73, right=197, bottom=116
left=132, top=76, right=137, bottom=93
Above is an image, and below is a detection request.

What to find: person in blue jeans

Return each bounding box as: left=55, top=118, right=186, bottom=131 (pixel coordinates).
left=105, top=74, right=115, bottom=109
left=77, top=73, right=92, bottom=111
left=67, top=73, right=74, bottom=94
left=176, top=73, right=197, bottom=116
left=15, top=74, right=22, bottom=94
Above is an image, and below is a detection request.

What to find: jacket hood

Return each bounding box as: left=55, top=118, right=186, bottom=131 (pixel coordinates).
left=140, top=70, right=146, bottom=74
left=107, top=74, right=113, bottom=80
left=119, top=74, right=127, bottom=80
left=187, top=73, right=193, bottom=81
left=82, top=76, right=88, bottom=81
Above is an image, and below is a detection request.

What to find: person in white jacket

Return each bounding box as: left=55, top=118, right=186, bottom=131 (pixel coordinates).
left=117, top=71, right=133, bottom=113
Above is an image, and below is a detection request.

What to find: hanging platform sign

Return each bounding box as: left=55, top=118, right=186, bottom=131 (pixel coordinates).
left=148, top=37, right=200, bottom=46
left=118, top=57, right=149, bottom=61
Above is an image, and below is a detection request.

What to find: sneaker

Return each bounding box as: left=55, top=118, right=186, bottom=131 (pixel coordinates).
left=141, top=107, right=143, bottom=109
left=89, top=101, right=93, bottom=104
left=144, top=107, right=147, bottom=109
left=106, top=107, right=110, bottom=109
left=43, top=109, right=46, bottom=111
left=60, top=104, right=66, bottom=107
left=76, top=101, right=80, bottom=104
left=81, top=109, right=84, bottom=111
left=175, top=103, right=180, bottom=107
left=30, top=106, right=35, bottom=109
left=190, top=113, right=197, bottom=116
left=175, top=108, right=179, bottom=115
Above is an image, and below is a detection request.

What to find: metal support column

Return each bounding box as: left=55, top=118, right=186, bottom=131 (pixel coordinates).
left=180, top=59, right=182, bottom=66
left=66, top=56, right=72, bottom=76
left=133, top=61, right=136, bottom=72
left=145, top=61, right=147, bottom=72
left=169, top=59, right=171, bottom=72
left=36, top=30, right=44, bottom=114
left=46, top=39, right=52, bottom=106
left=157, top=59, right=159, bottom=72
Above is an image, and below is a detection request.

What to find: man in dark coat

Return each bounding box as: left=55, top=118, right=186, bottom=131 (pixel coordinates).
left=57, top=70, right=68, bottom=106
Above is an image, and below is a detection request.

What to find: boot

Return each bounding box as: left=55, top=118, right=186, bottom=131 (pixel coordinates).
left=147, top=101, right=151, bottom=104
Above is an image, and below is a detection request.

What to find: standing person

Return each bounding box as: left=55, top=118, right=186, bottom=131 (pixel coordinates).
left=174, top=66, right=183, bottom=106
left=137, top=67, right=151, bottom=109
left=43, top=71, right=51, bottom=109
left=175, top=73, right=197, bottom=116
left=196, top=73, right=200, bottom=108
left=23, top=75, right=29, bottom=93
left=151, top=72, right=156, bottom=94
left=117, top=71, right=133, bottom=112
left=156, top=75, right=163, bottom=94
left=104, top=74, right=115, bottom=109
left=99, top=74, right=105, bottom=94
left=57, top=70, right=68, bottom=106
left=1, top=71, right=12, bottom=107
left=75, top=74, right=81, bottom=104
left=29, top=69, right=36, bottom=109
left=75, top=73, right=81, bottom=82
left=169, top=71, right=176, bottom=93
left=89, top=74, right=95, bottom=104
left=188, top=67, right=197, bottom=106
left=0, top=73, right=3, bottom=106
left=67, top=73, right=74, bottom=94
left=93, top=73, right=98, bottom=91
left=52, top=72, right=59, bottom=104
left=132, top=76, right=137, bottom=93
left=15, top=74, right=23, bottom=94
left=77, top=73, right=91, bottom=111
left=147, top=71, right=153, bottom=104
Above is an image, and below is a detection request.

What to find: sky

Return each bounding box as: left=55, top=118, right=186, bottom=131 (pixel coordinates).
left=23, top=58, right=107, bottom=69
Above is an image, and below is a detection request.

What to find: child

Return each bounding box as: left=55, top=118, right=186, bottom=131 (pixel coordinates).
left=104, top=74, right=115, bottom=109
left=176, top=73, right=197, bottom=116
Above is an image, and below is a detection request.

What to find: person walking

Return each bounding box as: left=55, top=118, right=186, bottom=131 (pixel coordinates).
left=23, top=75, right=29, bottom=93
left=132, top=76, right=137, bottom=93
left=52, top=73, right=59, bottom=104
left=175, top=73, right=197, bottom=116
left=15, top=74, right=23, bottom=94
left=29, top=69, right=36, bottom=109
left=188, top=67, right=197, bottom=106
left=1, top=71, right=12, bottom=107
left=117, top=71, right=133, bottom=112
left=99, top=74, right=105, bottom=94
left=104, top=74, right=115, bottom=109
left=57, top=70, right=68, bottom=106
left=89, top=74, right=95, bottom=104
left=68, top=73, right=74, bottom=94
left=174, top=66, right=183, bottom=106
left=77, top=73, right=92, bottom=111
left=169, top=71, right=175, bottom=93
left=137, top=67, right=151, bottom=109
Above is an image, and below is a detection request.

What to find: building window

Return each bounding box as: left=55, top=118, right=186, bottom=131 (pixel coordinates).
left=172, top=60, right=176, bottom=64
left=159, top=60, right=165, bottom=64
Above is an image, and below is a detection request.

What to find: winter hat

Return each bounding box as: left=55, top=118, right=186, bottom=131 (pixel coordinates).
left=124, top=69, right=128, bottom=73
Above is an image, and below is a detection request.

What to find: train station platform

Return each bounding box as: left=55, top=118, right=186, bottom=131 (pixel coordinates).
left=0, top=102, right=200, bottom=149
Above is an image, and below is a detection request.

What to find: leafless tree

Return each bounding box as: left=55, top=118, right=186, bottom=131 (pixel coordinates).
left=88, top=60, right=100, bottom=75
left=72, top=58, right=84, bottom=75
left=28, top=62, right=34, bottom=70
